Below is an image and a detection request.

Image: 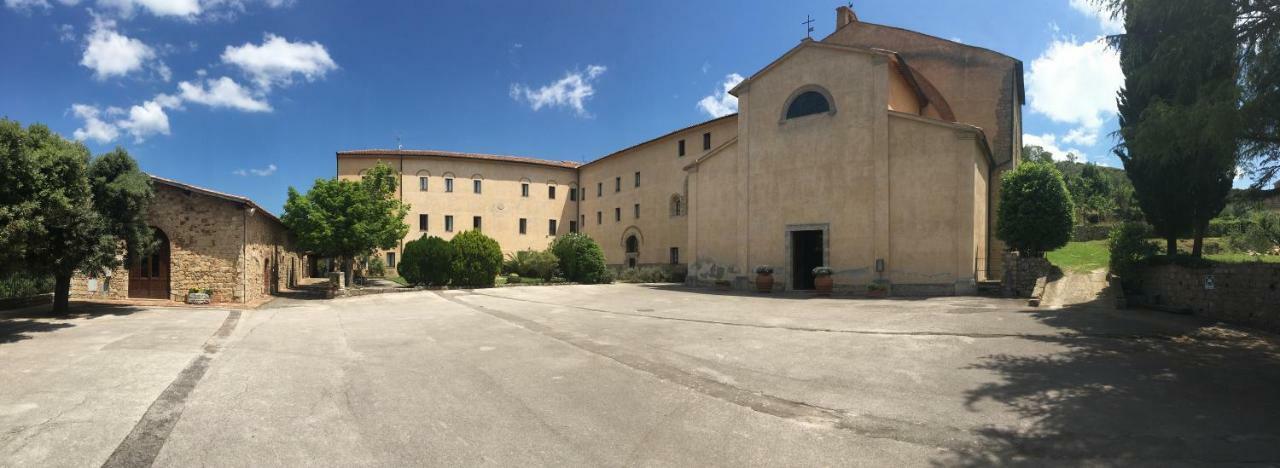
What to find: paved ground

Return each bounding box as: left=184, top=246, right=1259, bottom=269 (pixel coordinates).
left=2, top=284, right=1279, bottom=467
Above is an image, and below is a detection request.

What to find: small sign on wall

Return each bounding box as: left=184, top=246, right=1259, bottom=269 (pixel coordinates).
left=87, top=278, right=98, bottom=292
left=1204, top=274, right=1215, bottom=290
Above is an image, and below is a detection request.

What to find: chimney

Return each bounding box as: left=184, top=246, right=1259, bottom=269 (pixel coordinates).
left=836, top=5, right=858, bottom=29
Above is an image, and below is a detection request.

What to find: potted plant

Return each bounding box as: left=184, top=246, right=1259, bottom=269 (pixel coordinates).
left=812, top=266, right=834, bottom=295
left=754, top=266, right=775, bottom=293
left=866, top=281, right=889, bottom=298
left=186, top=288, right=212, bottom=304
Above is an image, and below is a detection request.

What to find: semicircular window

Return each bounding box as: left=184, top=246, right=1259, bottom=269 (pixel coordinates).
left=785, top=91, right=831, bottom=119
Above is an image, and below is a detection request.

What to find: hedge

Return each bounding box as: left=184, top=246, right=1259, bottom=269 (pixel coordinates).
left=449, top=230, right=503, bottom=287
left=550, top=233, right=612, bottom=284
left=400, top=236, right=455, bottom=286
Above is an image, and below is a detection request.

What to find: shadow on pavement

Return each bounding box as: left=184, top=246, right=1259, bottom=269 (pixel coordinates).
left=638, top=282, right=933, bottom=301
left=936, top=290, right=1280, bottom=465
left=0, top=303, right=150, bottom=344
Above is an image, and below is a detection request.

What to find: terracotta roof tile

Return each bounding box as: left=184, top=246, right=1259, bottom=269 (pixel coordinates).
left=337, top=149, right=581, bottom=169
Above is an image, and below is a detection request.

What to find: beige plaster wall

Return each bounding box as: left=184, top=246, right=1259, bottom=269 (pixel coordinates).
left=337, top=155, right=578, bottom=269
left=687, top=141, right=743, bottom=283
left=577, top=116, right=738, bottom=268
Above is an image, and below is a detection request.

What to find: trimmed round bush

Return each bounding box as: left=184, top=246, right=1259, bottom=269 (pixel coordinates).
left=400, top=236, right=455, bottom=286
left=997, top=162, right=1075, bottom=257
left=550, top=233, right=612, bottom=284
left=449, top=230, right=503, bottom=287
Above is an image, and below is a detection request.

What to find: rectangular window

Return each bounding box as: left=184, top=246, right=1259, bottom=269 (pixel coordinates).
left=597, top=211, right=602, bottom=225
left=569, top=220, right=578, bottom=233
left=548, top=186, right=556, bottom=199
left=519, top=218, right=527, bottom=235
left=678, top=139, right=686, bottom=157
left=419, top=214, right=428, bottom=231
left=581, top=187, right=587, bottom=200
left=634, top=203, right=640, bottom=219
left=570, top=187, right=578, bottom=201
left=580, top=214, right=585, bottom=227
left=548, top=219, right=557, bottom=236
left=614, top=207, right=621, bottom=222
left=473, top=179, right=482, bottom=194
left=634, top=171, right=640, bottom=187
left=521, top=183, right=529, bottom=197
left=473, top=216, right=482, bottom=231
left=445, top=178, right=454, bottom=193
left=615, top=177, right=621, bottom=192
left=419, top=177, right=428, bottom=191
left=670, top=247, right=679, bottom=265
left=703, top=132, right=711, bottom=150
left=445, top=215, right=454, bottom=232
left=387, top=252, right=397, bottom=268
left=597, top=182, right=602, bottom=197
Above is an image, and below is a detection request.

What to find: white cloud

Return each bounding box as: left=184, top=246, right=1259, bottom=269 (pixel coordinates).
left=3, top=0, right=75, bottom=11
left=1024, top=133, right=1087, bottom=163
left=80, top=22, right=155, bottom=79
left=697, top=73, right=744, bottom=118
left=234, top=163, right=276, bottom=176
left=56, top=23, right=76, bottom=42
left=1062, top=126, right=1099, bottom=146
left=509, top=65, right=607, bottom=117
left=96, top=0, right=199, bottom=17
left=71, top=104, right=120, bottom=143
left=178, top=76, right=271, bottom=112
left=221, top=33, right=337, bottom=89
left=1069, top=0, right=1124, bottom=34
left=71, top=96, right=173, bottom=143
left=1026, top=37, right=1122, bottom=141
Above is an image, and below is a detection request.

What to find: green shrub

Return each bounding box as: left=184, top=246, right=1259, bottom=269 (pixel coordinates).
left=0, top=273, right=54, bottom=299
left=1227, top=211, right=1280, bottom=255
left=997, top=162, right=1076, bottom=256
left=1108, top=222, right=1158, bottom=288
left=449, top=230, right=503, bottom=287
left=550, top=233, right=612, bottom=284
left=400, top=236, right=456, bottom=286
left=1073, top=223, right=1154, bottom=242
left=1211, top=217, right=1255, bottom=238
left=503, top=249, right=560, bottom=280
left=362, top=253, right=387, bottom=277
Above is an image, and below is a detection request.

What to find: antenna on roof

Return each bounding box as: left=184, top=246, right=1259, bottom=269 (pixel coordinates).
left=803, top=14, right=815, bottom=39
left=395, top=132, right=403, bottom=150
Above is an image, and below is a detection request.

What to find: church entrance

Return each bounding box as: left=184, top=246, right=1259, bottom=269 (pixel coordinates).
left=128, top=228, right=170, bottom=299
left=791, top=230, right=823, bottom=290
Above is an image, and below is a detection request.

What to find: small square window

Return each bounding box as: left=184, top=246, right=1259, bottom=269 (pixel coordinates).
left=614, top=207, right=621, bottom=222
left=419, top=214, right=428, bottom=231
left=596, top=211, right=602, bottom=225
left=634, top=172, right=640, bottom=187
left=548, top=186, right=556, bottom=199
left=473, top=216, right=482, bottom=230
left=419, top=177, right=428, bottom=191
left=615, top=177, right=621, bottom=192
left=519, top=218, right=527, bottom=235
left=597, top=183, right=602, bottom=197
left=521, top=183, right=529, bottom=197
left=445, top=178, right=454, bottom=193
left=473, top=179, right=482, bottom=194
left=678, top=139, right=686, bottom=157
left=548, top=219, right=557, bottom=236
left=703, top=132, right=711, bottom=150
left=445, top=215, right=454, bottom=232
left=580, top=214, right=585, bottom=227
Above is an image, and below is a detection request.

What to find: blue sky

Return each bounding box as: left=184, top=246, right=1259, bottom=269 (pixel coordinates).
left=2, top=0, right=1187, bottom=213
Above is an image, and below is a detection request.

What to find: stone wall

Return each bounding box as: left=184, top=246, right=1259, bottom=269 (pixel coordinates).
left=1001, top=251, right=1052, bottom=298
left=243, top=208, right=304, bottom=303
left=1135, top=262, right=1280, bottom=332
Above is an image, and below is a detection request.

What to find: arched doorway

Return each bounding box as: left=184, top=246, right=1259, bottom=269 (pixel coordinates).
left=128, top=228, right=170, bottom=299
left=625, top=235, right=639, bottom=269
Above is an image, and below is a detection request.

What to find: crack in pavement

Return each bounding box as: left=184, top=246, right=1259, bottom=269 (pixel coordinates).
left=462, top=290, right=1196, bottom=342
left=100, top=310, right=241, bottom=468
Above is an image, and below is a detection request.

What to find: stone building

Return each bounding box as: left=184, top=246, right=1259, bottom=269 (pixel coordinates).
left=71, top=175, right=304, bottom=304
left=335, top=6, right=1022, bottom=295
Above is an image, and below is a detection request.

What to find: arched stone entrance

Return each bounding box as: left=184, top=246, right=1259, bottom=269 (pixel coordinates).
left=128, top=228, right=170, bottom=299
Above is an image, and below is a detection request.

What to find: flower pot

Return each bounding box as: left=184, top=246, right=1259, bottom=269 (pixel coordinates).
left=186, top=292, right=211, bottom=305
left=755, top=273, right=774, bottom=293
left=814, top=274, right=833, bottom=295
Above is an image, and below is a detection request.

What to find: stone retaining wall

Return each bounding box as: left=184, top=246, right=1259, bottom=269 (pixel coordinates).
left=1001, top=251, right=1052, bottom=298
left=1135, top=262, right=1280, bottom=332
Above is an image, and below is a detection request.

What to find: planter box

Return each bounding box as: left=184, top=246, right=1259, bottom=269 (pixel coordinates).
left=186, top=292, right=211, bottom=305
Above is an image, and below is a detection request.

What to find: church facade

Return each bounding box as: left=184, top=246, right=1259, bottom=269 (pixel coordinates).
left=336, top=6, right=1023, bottom=295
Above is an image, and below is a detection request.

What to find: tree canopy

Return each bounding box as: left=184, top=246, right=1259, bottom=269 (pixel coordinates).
left=0, top=119, right=154, bottom=311
left=282, top=162, right=409, bottom=284
left=996, top=162, right=1076, bottom=257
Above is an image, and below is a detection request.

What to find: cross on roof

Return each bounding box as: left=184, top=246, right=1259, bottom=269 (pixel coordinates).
left=803, top=14, right=815, bottom=39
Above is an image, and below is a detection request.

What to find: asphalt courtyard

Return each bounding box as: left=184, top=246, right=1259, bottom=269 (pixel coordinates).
left=2, top=284, right=1279, bottom=467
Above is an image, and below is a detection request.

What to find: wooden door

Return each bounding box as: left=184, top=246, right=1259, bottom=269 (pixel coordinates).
left=129, top=229, right=170, bottom=299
